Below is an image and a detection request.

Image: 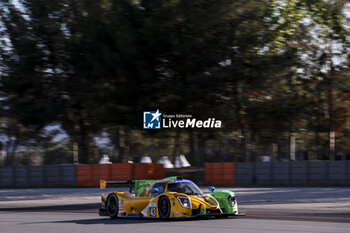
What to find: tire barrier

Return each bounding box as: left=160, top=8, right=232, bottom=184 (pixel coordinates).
left=205, top=162, right=236, bottom=186
left=110, top=163, right=134, bottom=181
left=75, top=164, right=92, bottom=186
left=76, top=163, right=166, bottom=186
left=133, top=163, right=165, bottom=180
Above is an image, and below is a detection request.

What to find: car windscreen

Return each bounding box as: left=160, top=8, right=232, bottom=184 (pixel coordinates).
left=167, top=182, right=203, bottom=195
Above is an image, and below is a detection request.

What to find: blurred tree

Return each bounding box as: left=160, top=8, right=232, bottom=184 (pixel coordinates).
left=0, top=0, right=349, bottom=165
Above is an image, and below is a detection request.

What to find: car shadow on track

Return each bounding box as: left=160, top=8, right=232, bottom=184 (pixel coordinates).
left=50, top=217, right=240, bottom=225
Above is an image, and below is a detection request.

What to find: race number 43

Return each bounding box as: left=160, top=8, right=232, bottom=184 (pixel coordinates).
left=149, top=207, right=157, bottom=217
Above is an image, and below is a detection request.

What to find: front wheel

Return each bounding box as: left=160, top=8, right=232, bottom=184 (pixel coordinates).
left=158, top=195, right=171, bottom=220
left=106, top=194, right=119, bottom=219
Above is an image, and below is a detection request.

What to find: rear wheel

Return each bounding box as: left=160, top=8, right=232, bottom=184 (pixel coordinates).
left=106, top=194, right=119, bottom=219
left=158, top=195, right=171, bottom=220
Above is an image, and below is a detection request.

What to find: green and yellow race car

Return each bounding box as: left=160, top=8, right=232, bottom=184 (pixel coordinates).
left=99, top=176, right=240, bottom=219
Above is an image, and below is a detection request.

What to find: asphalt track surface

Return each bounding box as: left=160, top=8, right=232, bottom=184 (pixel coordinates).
left=0, top=187, right=350, bottom=233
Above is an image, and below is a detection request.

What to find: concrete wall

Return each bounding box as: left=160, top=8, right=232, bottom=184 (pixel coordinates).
left=328, top=161, right=347, bottom=185
left=28, top=166, right=44, bottom=187
left=236, top=162, right=254, bottom=185
left=271, top=162, right=289, bottom=185
left=235, top=161, right=350, bottom=186
left=61, top=165, right=76, bottom=186
left=290, top=162, right=307, bottom=185
left=0, top=165, right=76, bottom=187
left=255, top=162, right=271, bottom=185
left=0, top=167, right=13, bottom=187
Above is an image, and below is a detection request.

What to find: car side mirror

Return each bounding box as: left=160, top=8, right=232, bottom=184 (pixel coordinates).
left=150, top=188, right=159, bottom=194
left=208, top=186, right=215, bottom=193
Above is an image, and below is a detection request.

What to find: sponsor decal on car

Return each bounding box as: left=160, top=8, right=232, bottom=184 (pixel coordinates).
left=140, top=200, right=156, bottom=217
left=148, top=203, right=157, bottom=217
left=149, top=207, right=157, bottom=217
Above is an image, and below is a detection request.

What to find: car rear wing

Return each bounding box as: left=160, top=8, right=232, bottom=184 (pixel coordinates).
left=100, top=177, right=182, bottom=196
left=100, top=180, right=135, bottom=192
left=100, top=179, right=159, bottom=196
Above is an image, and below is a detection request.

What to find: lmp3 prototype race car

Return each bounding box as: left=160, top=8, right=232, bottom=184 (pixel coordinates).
left=99, top=176, right=239, bottom=219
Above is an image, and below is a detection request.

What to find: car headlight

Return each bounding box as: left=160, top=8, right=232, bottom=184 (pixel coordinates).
left=228, top=195, right=236, bottom=207
left=176, top=196, right=191, bottom=208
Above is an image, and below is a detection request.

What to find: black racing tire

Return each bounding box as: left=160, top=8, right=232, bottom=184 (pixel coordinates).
left=158, top=195, right=171, bottom=220
left=106, top=194, right=119, bottom=219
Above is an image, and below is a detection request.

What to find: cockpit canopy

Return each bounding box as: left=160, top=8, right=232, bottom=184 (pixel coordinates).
left=167, top=181, right=203, bottom=195
left=148, top=180, right=203, bottom=197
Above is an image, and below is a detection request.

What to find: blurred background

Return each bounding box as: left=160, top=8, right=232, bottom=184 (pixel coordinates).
left=0, top=0, right=350, bottom=167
